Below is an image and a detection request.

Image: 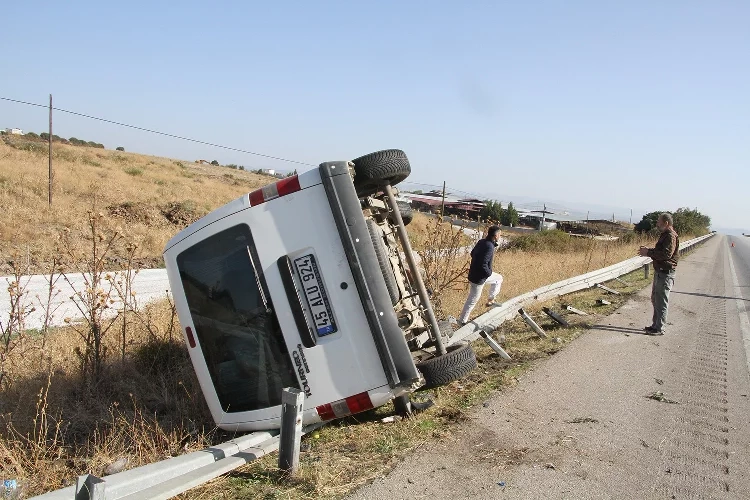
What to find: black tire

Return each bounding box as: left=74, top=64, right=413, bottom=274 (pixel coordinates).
left=352, top=149, right=411, bottom=198
left=417, top=342, right=477, bottom=388
left=366, top=219, right=400, bottom=306
left=390, top=201, right=413, bottom=226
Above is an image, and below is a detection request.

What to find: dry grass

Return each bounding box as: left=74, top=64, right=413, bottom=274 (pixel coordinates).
left=180, top=268, right=654, bottom=500
left=0, top=139, right=670, bottom=497
left=409, top=217, right=651, bottom=323
left=0, top=136, right=274, bottom=274
left=0, top=298, right=220, bottom=496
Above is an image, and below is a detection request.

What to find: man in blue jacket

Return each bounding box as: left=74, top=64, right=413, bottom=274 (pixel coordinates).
left=458, top=225, right=503, bottom=325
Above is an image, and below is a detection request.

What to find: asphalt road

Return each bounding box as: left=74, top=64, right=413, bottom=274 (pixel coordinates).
left=349, top=234, right=750, bottom=499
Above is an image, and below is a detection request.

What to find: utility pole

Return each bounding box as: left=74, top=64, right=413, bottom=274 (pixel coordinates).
left=440, top=181, right=446, bottom=219
left=630, top=209, right=633, bottom=225
left=48, top=94, right=53, bottom=206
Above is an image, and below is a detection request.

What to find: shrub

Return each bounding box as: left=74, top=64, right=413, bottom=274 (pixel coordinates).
left=634, top=209, right=711, bottom=237
left=6, top=139, right=47, bottom=155
left=505, top=230, right=590, bottom=253
left=502, top=202, right=519, bottom=227
left=480, top=200, right=504, bottom=223
left=618, top=232, right=640, bottom=244
left=25, top=132, right=40, bottom=140
left=210, top=160, right=219, bottom=166
left=52, top=148, right=77, bottom=162
left=116, top=146, right=125, bottom=151
left=125, top=167, right=143, bottom=176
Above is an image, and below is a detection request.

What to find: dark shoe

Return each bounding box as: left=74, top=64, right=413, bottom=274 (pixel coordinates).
left=644, top=326, right=664, bottom=335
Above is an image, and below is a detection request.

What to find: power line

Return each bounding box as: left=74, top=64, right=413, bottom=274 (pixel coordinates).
left=0, top=96, right=316, bottom=167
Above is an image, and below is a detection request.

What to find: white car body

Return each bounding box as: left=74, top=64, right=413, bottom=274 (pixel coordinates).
left=164, top=162, right=422, bottom=431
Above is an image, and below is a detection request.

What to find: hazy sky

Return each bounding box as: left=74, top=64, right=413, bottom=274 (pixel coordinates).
left=2, top=1, right=748, bottom=230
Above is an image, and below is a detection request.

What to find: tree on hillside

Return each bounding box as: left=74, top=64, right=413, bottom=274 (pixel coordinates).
left=502, top=201, right=519, bottom=226
left=673, top=208, right=711, bottom=236
left=116, top=146, right=125, bottom=151
left=210, top=160, right=219, bottom=166
left=635, top=208, right=711, bottom=236
left=634, top=216, right=653, bottom=234
left=480, top=200, right=504, bottom=223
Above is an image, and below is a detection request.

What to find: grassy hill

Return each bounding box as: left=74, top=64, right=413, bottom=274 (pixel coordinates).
left=0, top=135, right=275, bottom=274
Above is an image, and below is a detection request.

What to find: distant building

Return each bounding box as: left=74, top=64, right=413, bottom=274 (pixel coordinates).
left=262, top=169, right=276, bottom=176
left=402, top=191, right=484, bottom=218
left=4, top=128, right=23, bottom=135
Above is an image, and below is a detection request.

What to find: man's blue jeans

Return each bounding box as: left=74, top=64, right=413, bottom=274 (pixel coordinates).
left=652, top=269, right=675, bottom=331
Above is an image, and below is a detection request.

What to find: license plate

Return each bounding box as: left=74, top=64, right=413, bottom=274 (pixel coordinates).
left=293, top=254, right=337, bottom=336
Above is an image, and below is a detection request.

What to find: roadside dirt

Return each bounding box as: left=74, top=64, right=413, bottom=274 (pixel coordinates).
left=348, top=235, right=750, bottom=499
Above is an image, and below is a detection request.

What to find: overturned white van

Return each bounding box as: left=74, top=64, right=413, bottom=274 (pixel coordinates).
left=163, top=150, right=476, bottom=431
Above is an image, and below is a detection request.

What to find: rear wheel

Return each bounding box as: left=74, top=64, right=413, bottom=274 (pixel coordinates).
left=390, top=201, right=413, bottom=226
left=366, top=219, right=400, bottom=306
left=352, top=149, right=411, bottom=198
left=417, top=342, right=477, bottom=388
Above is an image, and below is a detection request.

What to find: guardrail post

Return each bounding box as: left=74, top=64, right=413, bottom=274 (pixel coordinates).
left=564, top=305, right=588, bottom=316
left=393, top=394, right=412, bottom=417
left=543, top=307, right=570, bottom=327
left=75, top=474, right=105, bottom=500
left=479, top=330, right=512, bottom=360
left=278, top=387, right=304, bottom=476
left=595, top=283, right=620, bottom=295
left=643, top=264, right=650, bottom=279
left=518, top=308, right=547, bottom=338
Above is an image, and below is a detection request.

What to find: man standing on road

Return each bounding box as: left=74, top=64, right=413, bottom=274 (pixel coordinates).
left=638, top=213, right=680, bottom=335
left=458, top=225, right=503, bottom=325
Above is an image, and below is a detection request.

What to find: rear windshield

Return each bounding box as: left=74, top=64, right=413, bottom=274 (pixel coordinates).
left=177, top=224, right=299, bottom=413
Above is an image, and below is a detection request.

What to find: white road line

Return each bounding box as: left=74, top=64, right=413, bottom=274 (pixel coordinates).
left=727, top=245, right=750, bottom=376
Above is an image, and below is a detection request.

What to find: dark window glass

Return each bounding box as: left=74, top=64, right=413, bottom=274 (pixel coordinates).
left=177, top=224, right=299, bottom=413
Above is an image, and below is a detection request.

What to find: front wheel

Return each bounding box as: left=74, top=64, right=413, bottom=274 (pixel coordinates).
left=352, top=149, right=411, bottom=198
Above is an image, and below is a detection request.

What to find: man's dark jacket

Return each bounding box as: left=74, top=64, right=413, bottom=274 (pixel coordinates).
left=468, top=238, right=498, bottom=285
left=648, top=228, right=680, bottom=272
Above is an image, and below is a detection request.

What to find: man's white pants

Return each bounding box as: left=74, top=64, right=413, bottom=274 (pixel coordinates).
left=459, top=273, right=503, bottom=323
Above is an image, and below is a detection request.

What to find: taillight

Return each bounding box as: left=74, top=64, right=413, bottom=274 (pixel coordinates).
left=185, top=326, right=196, bottom=348
left=316, top=392, right=374, bottom=421
left=248, top=176, right=301, bottom=206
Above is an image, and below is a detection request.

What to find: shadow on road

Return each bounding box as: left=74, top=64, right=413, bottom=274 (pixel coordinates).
left=672, top=291, right=750, bottom=302
left=591, top=324, right=653, bottom=335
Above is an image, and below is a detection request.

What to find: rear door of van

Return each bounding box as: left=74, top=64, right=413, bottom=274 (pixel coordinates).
left=165, top=164, right=419, bottom=431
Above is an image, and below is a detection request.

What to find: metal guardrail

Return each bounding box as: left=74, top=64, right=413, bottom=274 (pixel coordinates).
left=448, top=233, right=715, bottom=345
left=31, top=424, right=323, bottom=500
left=31, top=233, right=714, bottom=500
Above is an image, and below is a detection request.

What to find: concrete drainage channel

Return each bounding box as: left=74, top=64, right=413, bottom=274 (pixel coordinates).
left=29, top=233, right=714, bottom=500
